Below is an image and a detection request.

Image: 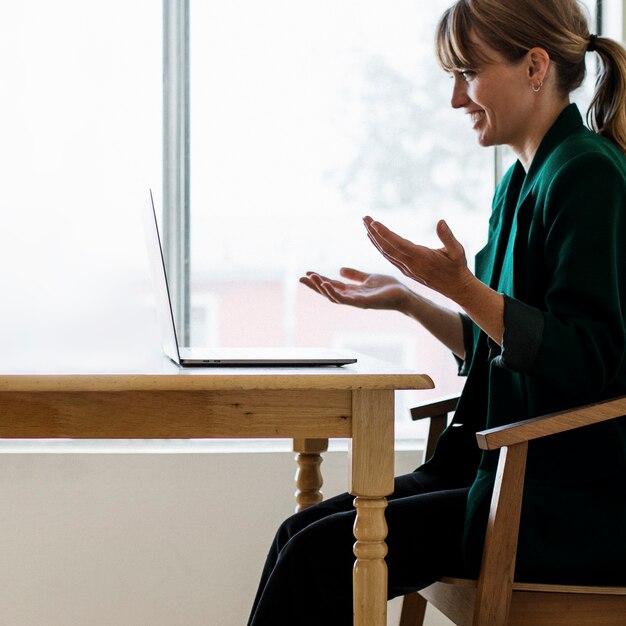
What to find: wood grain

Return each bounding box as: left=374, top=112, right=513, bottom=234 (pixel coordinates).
left=353, top=496, right=388, bottom=626
left=419, top=581, right=475, bottom=626
left=477, top=396, right=626, bottom=450
left=419, top=578, right=626, bottom=626
left=0, top=358, right=434, bottom=393
left=349, top=389, right=395, bottom=626
left=293, top=438, right=328, bottom=512
left=439, top=577, right=626, bottom=595
left=0, top=390, right=352, bottom=439
left=349, top=389, right=394, bottom=496
left=473, top=442, right=528, bottom=625
left=399, top=592, right=427, bottom=626
left=507, top=591, right=626, bottom=625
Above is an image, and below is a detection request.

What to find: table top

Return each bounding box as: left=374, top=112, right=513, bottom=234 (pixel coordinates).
left=0, top=353, right=434, bottom=393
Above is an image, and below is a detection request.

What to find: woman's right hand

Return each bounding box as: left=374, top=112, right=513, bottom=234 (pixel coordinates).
left=299, top=267, right=411, bottom=312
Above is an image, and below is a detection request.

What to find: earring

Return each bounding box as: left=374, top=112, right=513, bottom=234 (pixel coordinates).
left=532, top=81, right=543, bottom=93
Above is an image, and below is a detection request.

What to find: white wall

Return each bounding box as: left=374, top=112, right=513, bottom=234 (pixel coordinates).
left=0, top=446, right=453, bottom=626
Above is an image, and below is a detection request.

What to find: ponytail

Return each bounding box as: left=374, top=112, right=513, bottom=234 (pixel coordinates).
left=587, top=36, right=626, bottom=154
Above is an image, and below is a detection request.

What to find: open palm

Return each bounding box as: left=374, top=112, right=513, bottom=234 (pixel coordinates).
left=300, top=267, right=410, bottom=311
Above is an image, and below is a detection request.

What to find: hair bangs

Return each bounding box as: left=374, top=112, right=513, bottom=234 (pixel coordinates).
left=435, top=2, right=492, bottom=71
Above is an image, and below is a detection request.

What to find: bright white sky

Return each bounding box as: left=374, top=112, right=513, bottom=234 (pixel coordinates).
left=0, top=1, right=161, bottom=365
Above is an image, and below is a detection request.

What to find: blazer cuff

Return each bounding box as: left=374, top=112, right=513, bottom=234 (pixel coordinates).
left=491, top=295, right=544, bottom=373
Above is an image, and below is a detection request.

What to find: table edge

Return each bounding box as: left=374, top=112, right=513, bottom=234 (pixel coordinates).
left=0, top=373, right=435, bottom=392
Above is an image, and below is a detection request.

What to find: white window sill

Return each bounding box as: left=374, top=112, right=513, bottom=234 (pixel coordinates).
left=0, top=437, right=425, bottom=454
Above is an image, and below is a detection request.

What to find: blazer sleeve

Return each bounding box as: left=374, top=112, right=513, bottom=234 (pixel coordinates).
left=493, top=151, right=626, bottom=397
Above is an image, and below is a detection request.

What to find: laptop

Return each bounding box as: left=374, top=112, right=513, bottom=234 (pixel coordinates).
left=144, top=190, right=357, bottom=367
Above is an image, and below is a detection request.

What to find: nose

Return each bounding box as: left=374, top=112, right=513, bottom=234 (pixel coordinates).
left=450, top=73, right=469, bottom=109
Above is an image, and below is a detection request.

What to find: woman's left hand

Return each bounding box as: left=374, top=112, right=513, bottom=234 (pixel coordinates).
left=363, top=216, right=474, bottom=304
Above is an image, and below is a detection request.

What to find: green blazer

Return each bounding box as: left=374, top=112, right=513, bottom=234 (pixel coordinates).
left=427, top=104, right=626, bottom=584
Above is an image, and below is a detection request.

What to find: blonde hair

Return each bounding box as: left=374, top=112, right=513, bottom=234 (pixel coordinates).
left=436, top=0, right=626, bottom=153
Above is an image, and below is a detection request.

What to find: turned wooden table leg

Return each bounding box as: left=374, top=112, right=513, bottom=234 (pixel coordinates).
left=293, top=438, right=329, bottom=512
left=350, top=389, right=395, bottom=626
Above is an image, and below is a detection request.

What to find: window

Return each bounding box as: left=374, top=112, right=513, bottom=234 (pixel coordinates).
left=180, top=0, right=494, bottom=438
left=154, top=0, right=607, bottom=440
left=0, top=1, right=162, bottom=370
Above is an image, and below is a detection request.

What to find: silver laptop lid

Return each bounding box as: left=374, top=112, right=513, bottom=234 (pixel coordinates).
left=143, top=190, right=182, bottom=364
left=144, top=190, right=357, bottom=367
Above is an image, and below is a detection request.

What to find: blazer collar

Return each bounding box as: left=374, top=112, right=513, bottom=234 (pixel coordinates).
left=480, top=105, right=583, bottom=293
left=517, top=103, right=584, bottom=203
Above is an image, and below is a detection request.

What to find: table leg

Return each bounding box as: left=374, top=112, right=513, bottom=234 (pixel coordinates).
left=350, top=389, right=395, bottom=626
left=293, top=438, right=329, bottom=512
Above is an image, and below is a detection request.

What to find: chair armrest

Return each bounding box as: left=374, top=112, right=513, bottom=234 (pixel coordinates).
left=409, top=394, right=460, bottom=463
left=476, top=395, right=626, bottom=451
left=410, top=394, right=460, bottom=421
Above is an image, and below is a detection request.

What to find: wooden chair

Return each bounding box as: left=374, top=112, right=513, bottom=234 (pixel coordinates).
left=400, top=394, right=626, bottom=626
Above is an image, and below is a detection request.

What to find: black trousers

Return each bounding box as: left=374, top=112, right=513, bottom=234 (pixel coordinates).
left=247, top=468, right=476, bottom=626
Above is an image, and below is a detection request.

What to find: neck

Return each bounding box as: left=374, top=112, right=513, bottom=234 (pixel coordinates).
left=513, top=96, right=571, bottom=171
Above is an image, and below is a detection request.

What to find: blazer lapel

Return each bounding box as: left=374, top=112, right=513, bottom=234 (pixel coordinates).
left=495, top=105, right=585, bottom=296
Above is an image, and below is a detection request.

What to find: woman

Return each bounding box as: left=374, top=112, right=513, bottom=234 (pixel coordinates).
left=247, top=1, right=626, bottom=624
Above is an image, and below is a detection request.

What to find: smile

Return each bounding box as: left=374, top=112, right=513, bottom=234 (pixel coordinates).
left=469, top=110, right=486, bottom=127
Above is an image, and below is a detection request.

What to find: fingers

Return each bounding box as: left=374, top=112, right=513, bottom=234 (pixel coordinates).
left=364, top=217, right=456, bottom=288
left=365, top=218, right=411, bottom=249
left=339, top=267, right=370, bottom=282
left=305, top=269, right=371, bottom=289
left=365, top=229, right=390, bottom=261
left=364, top=226, right=403, bottom=269
left=363, top=219, right=403, bottom=261
left=302, top=271, right=331, bottom=284
left=301, top=272, right=347, bottom=304
left=364, top=218, right=426, bottom=277
left=364, top=217, right=420, bottom=264
left=299, top=275, right=326, bottom=297
left=300, top=273, right=331, bottom=296
left=436, top=220, right=465, bottom=258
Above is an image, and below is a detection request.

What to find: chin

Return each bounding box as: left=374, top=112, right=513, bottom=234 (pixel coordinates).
left=476, top=135, right=495, bottom=147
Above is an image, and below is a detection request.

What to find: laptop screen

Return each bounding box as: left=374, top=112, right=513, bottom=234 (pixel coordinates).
left=143, top=190, right=182, bottom=363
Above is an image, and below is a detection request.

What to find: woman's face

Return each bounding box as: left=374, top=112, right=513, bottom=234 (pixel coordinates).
left=449, top=34, right=536, bottom=152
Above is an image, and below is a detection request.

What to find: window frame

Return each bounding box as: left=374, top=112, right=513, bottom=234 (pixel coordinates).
left=163, top=0, right=191, bottom=345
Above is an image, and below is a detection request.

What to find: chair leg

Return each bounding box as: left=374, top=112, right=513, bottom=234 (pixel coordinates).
left=399, top=592, right=427, bottom=626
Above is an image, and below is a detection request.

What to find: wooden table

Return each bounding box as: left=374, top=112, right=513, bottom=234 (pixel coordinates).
left=0, top=355, right=432, bottom=626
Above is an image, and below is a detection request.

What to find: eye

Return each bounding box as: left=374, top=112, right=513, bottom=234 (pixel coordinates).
left=459, top=69, right=477, bottom=82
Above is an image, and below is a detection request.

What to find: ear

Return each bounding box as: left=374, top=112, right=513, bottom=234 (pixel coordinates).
left=526, top=47, right=551, bottom=85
